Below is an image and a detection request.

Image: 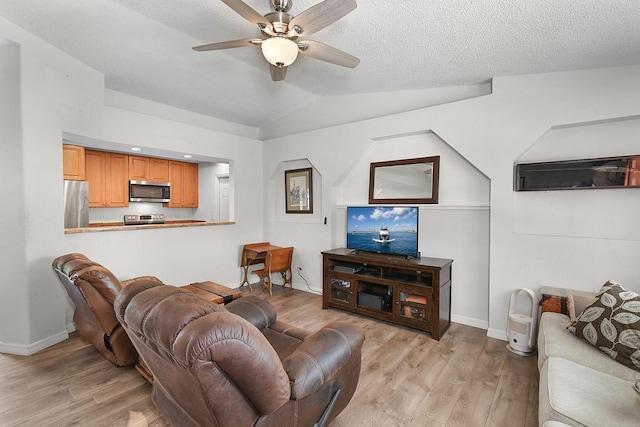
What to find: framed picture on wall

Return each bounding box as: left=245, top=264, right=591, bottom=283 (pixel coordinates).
left=285, top=167, right=313, bottom=213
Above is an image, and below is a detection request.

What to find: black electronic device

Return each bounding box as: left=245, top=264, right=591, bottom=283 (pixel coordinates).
left=333, top=262, right=365, bottom=274
left=357, top=292, right=390, bottom=311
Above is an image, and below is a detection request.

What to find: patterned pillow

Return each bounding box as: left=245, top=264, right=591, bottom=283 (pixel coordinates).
left=567, top=281, right=640, bottom=372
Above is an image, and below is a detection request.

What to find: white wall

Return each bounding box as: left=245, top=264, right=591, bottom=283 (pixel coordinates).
left=71, top=101, right=264, bottom=289
left=263, top=65, right=640, bottom=339
left=2, top=12, right=640, bottom=353
left=263, top=118, right=491, bottom=329
left=0, top=16, right=106, bottom=353
left=0, top=17, right=264, bottom=354
left=0, top=42, right=28, bottom=348
left=335, top=132, right=491, bottom=328
left=514, top=118, right=640, bottom=241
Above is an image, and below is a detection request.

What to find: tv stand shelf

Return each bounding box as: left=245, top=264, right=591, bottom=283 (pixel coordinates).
left=322, top=248, right=453, bottom=340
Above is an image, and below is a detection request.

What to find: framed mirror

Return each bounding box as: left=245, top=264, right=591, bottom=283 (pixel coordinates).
left=369, top=156, right=440, bottom=204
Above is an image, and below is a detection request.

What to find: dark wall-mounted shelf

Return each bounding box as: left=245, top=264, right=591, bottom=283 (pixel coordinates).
left=515, top=155, right=640, bottom=191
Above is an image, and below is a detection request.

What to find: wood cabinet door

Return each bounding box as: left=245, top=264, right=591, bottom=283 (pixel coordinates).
left=166, top=160, right=184, bottom=207
left=395, top=285, right=432, bottom=328
left=62, top=144, right=85, bottom=180
left=128, top=155, right=149, bottom=181
left=183, top=162, right=198, bottom=207
left=105, top=153, right=129, bottom=207
left=85, top=150, right=106, bottom=207
left=325, top=272, right=356, bottom=307
left=149, top=158, right=169, bottom=182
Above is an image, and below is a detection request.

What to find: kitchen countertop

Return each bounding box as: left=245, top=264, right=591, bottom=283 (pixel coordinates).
left=64, top=220, right=235, bottom=234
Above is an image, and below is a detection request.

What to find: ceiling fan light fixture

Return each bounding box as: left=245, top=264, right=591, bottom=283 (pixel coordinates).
left=261, top=37, right=299, bottom=67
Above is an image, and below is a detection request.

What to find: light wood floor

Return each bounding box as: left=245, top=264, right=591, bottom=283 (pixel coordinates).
left=0, top=286, right=539, bottom=427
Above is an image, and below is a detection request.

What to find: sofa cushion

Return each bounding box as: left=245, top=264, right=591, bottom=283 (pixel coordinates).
left=568, top=281, right=640, bottom=372
left=537, top=312, right=636, bottom=381
left=539, top=357, right=640, bottom=427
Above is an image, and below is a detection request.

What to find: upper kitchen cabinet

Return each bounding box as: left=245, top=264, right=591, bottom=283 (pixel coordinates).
left=85, top=150, right=129, bottom=208
left=165, top=161, right=198, bottom=208
left=128, top=155, right=169, bottom=182
left=62, top=144, right=86, bottom=181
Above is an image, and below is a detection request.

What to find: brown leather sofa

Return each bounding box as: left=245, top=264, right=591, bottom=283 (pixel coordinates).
left=114, top=280, right=365, bottom=427
left=52, top=253, right=162, bottom=367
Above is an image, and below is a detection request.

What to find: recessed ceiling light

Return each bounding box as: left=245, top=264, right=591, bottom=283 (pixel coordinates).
left=183, top=154, right=192, bottom=158
left=131, top=147, right=141, bottom=151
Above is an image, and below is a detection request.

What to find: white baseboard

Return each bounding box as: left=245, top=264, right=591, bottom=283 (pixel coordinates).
left=487, top=328, right=507, bottom=342
left=291, top=282, right=322, bottom=295
left=451, top=314, right=488, bottom=330
left=0, top=330, right=69, bottom=356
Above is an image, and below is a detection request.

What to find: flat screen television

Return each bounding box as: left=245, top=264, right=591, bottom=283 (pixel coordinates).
left=346, top=206, right=419, bottom=258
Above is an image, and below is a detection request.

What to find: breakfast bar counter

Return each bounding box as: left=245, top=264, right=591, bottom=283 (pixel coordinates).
left=64, top=220, right=234, bottom=234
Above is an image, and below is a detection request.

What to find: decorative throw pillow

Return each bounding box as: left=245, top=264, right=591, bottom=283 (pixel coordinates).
left=566, top=293, right=597, bottom=323
left=567, top=281, right=640, bottom=372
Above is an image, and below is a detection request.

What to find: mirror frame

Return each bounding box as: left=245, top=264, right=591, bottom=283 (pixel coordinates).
left=369, top=156, right=440, bottom=204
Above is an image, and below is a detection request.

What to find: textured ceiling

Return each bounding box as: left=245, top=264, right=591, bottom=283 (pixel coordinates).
left=1, top=0, right=639, bottom=128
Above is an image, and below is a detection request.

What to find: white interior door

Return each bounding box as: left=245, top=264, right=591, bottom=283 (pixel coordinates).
left=218, top=175, right=229, bottom=222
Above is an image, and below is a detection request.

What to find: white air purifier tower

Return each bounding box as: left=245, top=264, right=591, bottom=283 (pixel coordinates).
left=506, top=288, right=539, bottom=356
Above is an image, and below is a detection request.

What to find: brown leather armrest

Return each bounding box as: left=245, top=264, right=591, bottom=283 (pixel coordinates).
left=283, top=321, right=365, bottom=400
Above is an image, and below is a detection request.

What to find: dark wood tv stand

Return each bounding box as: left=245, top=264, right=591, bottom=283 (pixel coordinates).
left=322, top=248, right=453, bottom=340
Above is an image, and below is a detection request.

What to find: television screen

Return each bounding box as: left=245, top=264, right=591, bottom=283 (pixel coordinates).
left=346, top=206, right=419, bottom=258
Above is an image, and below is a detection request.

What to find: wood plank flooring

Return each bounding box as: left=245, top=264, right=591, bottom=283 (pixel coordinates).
left=0, top=286, right=538, bottom=426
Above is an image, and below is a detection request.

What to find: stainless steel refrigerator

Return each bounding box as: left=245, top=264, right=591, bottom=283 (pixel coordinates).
left=63, top=180, right=89, bottom=228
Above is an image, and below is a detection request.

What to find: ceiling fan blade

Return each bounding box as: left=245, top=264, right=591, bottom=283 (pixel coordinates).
left=192, top=38, right=262, bottom=51
left=220, top=0, right=270, bottom=28
left=298, top=40, right=360, bottom=68
left=270, top=64, right=288, bottom=81
left=289, top=0, right=357, bottom=36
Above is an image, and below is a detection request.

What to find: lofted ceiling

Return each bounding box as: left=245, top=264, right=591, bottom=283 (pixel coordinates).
left=0, top=0, right=639, bottom=129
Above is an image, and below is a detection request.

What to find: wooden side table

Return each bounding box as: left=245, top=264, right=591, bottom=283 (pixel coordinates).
left=182, top=281, right=244, bottom=305
left=540, top=286, right=598, bottom=316
left=540, top=286, right=567, bottom=314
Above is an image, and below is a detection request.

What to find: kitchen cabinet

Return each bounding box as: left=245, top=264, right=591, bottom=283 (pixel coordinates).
left=165, top=161, right=198, bottom=208
left=85, top=150, right=129, bottom=208
left=62, top=144, right=86, bottom=181
left=322, top=248, right=453, bottom=340
left=128, top=155, right=169, bottom=182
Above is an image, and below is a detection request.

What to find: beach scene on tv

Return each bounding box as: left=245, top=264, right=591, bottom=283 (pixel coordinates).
left=346, top=206, right=419, bottom=257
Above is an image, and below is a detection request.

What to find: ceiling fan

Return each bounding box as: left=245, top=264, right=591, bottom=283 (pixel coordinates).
left=192, top=0, right=360, bottom=81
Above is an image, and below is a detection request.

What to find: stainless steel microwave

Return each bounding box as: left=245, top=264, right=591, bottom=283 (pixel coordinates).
left=129, top=180, right=171, bottom=203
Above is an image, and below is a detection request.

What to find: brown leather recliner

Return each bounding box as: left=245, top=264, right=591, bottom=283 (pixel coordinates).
left=114, top=280, right=365, bottom=427
left=52, top=253, right=162, bottom=367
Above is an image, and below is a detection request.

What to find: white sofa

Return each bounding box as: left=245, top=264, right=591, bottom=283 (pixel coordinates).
left=537, top=291, right=640, bottom=427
